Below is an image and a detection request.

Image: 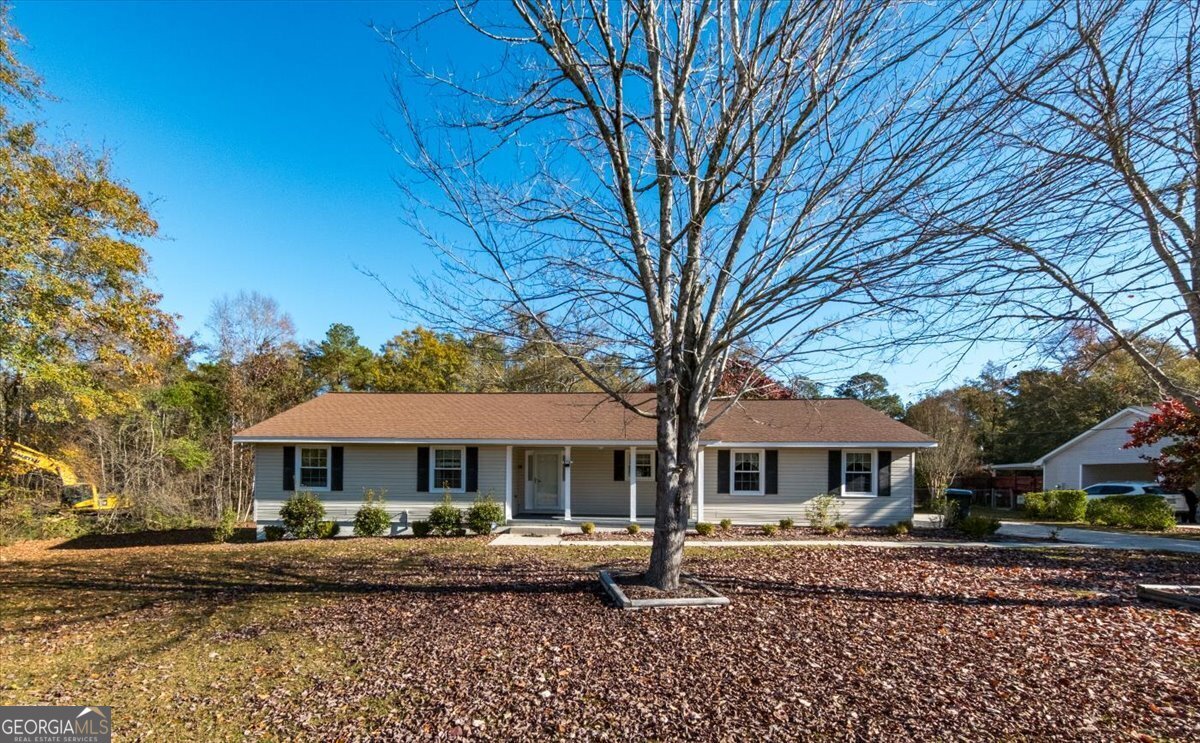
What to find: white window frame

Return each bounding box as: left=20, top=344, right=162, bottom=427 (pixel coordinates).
left=635, top=451, right=656, bottom=481
left=430, top=446, right=467, bottom=493
left=296, top=445, right=331, bottom=492
left=730, top=448, right=765, bottom=496
left=842, top=449, right=877, bottom=498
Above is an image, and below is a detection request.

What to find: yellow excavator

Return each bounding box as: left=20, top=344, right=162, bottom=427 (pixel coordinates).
left=1, top=440, right=122, bottom=511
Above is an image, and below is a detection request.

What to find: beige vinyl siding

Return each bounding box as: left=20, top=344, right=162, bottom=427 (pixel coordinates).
left=253, top=443, right=506, bottom=524
left=569, top=447, right=628, bottom=516
left=1041, top=410, right=1166, bottom=489
left=702, top=447, right=915, bottom=527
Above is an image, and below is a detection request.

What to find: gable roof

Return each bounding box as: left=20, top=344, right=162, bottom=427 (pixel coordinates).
left=233, top=392, right=935, bottom=447
left=1032, top=406, right=1153, bottom=465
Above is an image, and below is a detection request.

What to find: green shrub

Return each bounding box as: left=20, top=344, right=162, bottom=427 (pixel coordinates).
left=695, top=522, right=716, bottom=537
left=719, top=518, right=733, bottom=531
left=579, top=521, right=596, bottom=534
left=626, top=523, right=641, bottom=535
left=958, top=515, right=1001, bottom=538
left=1024, top=490, right=1087, bottom=521
left=263, top=525, right=286, bottom=541
left=466, top=493, right=505, bottom=535
left=834, top=520, right=849, bottom=532
left=353, top=505, right=390, bottom=537
left=317, top=520, right=340, bottom=539
left=279, top=491, right=325, bottom=539
left=428, top=490, right=464, bottom=537
left=805, top=492, right=841, bottom=532
left=779, top=517, right=795, bottom=530
left=411, top=520, right=433, bottom=538
left=761, top=524, right=779, bottom=537
left=212, top=507, right=237, bottom=543
left=1085, top=495, right=1175, bottom=531
left=886, top=520, right=911, bottom=536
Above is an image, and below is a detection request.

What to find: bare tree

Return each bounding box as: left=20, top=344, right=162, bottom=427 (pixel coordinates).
left=205, top=291, right=297, bottom=365
left=383, top=1, right=1025, bottom=589
left=904, top=390, right=979, bottom=503
left=920, top=0, right=1200, bottom=410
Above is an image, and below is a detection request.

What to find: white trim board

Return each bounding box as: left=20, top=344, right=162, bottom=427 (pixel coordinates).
left=235, top=436, right=936, bottom=448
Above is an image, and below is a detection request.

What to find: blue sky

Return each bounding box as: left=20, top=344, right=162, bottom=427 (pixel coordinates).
left=10, top=0, right=1018, bottom=399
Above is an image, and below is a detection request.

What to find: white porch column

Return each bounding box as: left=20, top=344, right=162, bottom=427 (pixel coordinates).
left=504, top=445, right=514, bottom=522
left=628, top=446, right=637, bottom=522
left=563, top=445, right=572, bottom=521
left=696, top=448, right=705, bottom=523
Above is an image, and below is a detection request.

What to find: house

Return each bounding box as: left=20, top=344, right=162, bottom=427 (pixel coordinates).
left=232, top=392, right=935, bottom=533
left=1025, top=406, right=1166, bottom=489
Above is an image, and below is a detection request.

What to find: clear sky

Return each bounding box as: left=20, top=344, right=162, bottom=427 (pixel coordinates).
left=10, top=0, right=1021, bottom=399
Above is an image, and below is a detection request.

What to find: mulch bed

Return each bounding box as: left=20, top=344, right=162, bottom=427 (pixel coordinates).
left=611, top=571, right=714, bottom=600
left=2, top=539, right=1198, bottom=740
left=564, top=525, right=1046, bottom=543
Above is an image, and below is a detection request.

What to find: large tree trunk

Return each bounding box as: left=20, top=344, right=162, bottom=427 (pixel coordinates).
left=646, top=382, right=702, bottom=591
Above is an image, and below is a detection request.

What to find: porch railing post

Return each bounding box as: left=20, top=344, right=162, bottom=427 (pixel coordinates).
left=504, top=445, right=513, bottom=522
left=563, top=445, right=572, bottom=521
left=697, top=448, right=705, bottom=524
left=628, top=445, right=637, bottom=522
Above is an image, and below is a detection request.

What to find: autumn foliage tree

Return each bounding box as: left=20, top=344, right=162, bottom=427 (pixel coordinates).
left=0, top=8, right=175, bottom=467
left=1125, top=400, right=1200, bottom=489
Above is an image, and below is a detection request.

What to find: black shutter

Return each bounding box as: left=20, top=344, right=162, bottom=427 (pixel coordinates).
left=654, top=451, right=660, bottom=481
left=466, top=447, right=479, bottom=492
left=613, top=449, right=625, bottom=481
left=765, top=450, right=778, bottom=494
left=416, top=446, right=430, bottom=492
left=878, top=450, right=892, bottom=497
left=283, top=446, right=295, bottom=491
left=331, top=447, right=344, bottom=491
left=827, top=450, right=841, bottom=493
left=717, top=450, right=730, bottom=494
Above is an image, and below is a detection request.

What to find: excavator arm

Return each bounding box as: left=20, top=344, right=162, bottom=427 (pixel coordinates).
left=1, top=440, right=113, bottom=510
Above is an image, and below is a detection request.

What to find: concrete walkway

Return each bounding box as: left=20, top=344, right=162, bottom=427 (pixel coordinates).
left=490, top=519, right=1200, bottom=555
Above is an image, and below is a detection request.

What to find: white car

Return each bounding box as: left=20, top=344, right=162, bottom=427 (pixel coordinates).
left=1082, top=482, right=1187, bottom=514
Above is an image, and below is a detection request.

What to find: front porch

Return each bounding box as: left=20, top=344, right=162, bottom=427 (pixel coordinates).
left=501, top=444, right=706, bottom=523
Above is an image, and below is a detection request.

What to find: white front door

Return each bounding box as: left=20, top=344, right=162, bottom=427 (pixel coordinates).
left=529, top=452, right=562, bottom=511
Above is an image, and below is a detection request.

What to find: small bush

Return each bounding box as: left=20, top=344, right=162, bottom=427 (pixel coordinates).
left=212, top=507, right=237, bottom=543
left=279, top=491, right=325, bottom=539
left=626, top=523, right=641, bottom=535
left=466, top=493, right=505, bottom=535
left=579, top=522, right=596, bottom=534
left=719, top=518, right=733, bottom=531
left=1085, top=495, right=1175, bottom=531
left=958, top=515, right=1001, bottom=538
left=779, top=517, right=795, bottom=530
left=834, top=520, right=849, bottom=532
left=886, top=520, right=911, bottom=537
left=805, top=492, right=841, bottom=532
left=263, top=525, right=286, bottom=541
left=411, top=520, right=433, bottom=537
left=695, top=522, right=716, bottom=537
left=1024, top=490, right=1087, bottom=521
left=317, top=520, right=340, bottom=539
left=428, top=490, right=464, bottom=537
left=761, top=524, right=779, bottom=536
left=354, top=506, right=390, bottom=537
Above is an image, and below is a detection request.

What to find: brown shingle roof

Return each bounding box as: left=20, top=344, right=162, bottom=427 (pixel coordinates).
left=233, top=393, right=934, bottom=446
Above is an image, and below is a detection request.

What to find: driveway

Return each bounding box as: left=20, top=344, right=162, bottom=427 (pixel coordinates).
left=995, top=520, right=1200, bottom=554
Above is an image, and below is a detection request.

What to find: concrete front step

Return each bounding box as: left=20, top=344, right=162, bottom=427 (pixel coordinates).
left=505, top=525, right=565, bottom=537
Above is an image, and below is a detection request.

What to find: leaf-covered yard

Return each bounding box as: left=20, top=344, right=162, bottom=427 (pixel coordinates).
left=1, top=536, right=1197, bottom=741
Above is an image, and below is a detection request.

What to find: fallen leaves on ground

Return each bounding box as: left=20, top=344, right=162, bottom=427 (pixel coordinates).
left=0, top=537, right=1197, bottom=741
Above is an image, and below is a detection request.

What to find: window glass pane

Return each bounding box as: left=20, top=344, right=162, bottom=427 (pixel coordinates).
left=844, top=452, right=874, bottom=493
left=733, top=452, right=760, bottom=492
left=636, top=452, right=653, bottom=479
left=299, top=448, right=327, bottom=488
left=433, top=448, right=463, bottom=490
